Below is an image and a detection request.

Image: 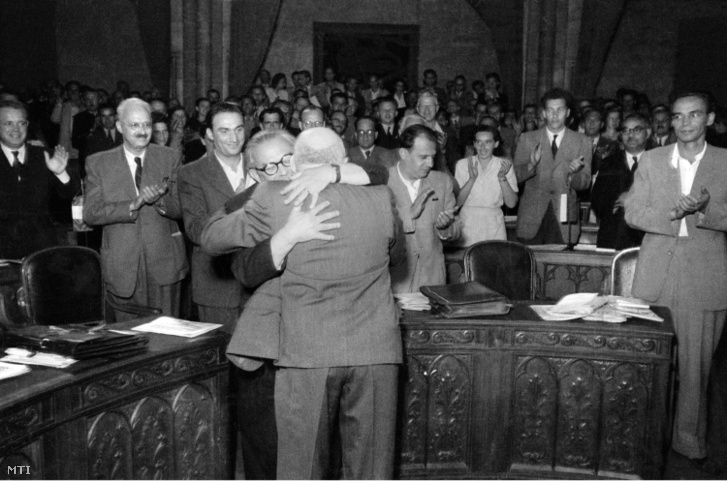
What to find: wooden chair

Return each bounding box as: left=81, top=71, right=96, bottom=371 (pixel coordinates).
left=609, top=247, right=640, bottom=296
left=463, top=240, right=537, bottom=300
left=17, top=246, right=159, bottom=325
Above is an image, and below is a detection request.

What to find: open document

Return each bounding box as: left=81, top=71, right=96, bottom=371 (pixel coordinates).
left=531, top=293, right=663, bottom=323
left=132, top=317, right=223, bottom=338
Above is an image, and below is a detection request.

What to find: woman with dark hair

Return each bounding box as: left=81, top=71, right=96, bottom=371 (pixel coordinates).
left=270, top=73, right=289, bottom=103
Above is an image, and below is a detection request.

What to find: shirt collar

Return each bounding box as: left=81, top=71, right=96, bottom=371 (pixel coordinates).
left=670, top=143, right=707, bottom=168
left=1, top=143, right=26, bottom=164
left=546, top=127, right=566, bottom=144
left=123, top=146, right=146, bottom=165
left=396, top=161, right=421, bottom=189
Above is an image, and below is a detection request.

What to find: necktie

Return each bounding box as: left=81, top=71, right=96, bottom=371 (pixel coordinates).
left=551, top=134, right=558, bottom=157
left=11, top=151, right=21, bottom=180
left=365, top=150, right=371, bottom=158
left=631, top=156, right=638, bottom=173
left=106, top=129, right=112, bottom=141
left=134, top=157, right=143, bottom=190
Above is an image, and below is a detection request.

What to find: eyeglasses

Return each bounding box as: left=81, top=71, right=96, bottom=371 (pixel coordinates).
left=621, top=126, right=645, bottom=135
left=255, top=153, right=293, bottom=175
left=124, top=122, right=152, bottom=131
left=1, top=120, right=29, bottom=129
left=357, top=129, right=376, bottom=136
left=302, top=120, right=325, bottom=128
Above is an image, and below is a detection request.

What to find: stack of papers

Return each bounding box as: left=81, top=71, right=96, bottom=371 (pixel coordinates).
left=0, top=360, right=31, bottom=380
left=1, top=348, right=77, bottom=368
left=394, top=293, right=431, bottom=311
left=531, top=293, right=663, bottom=323
left=132, top=317, right=223, bottom=338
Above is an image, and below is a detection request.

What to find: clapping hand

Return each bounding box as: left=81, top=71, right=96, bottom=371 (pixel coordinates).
left=528, top=142, right=541, bottom=172
left=675, top=187, right=710, bottom=216
left=498, top=158, right=512, bottom=180
left=131, top=184, right=168, bottom=211
left=467, top=157, right=479, bottom=180
left=435, top=209, right=455, bottom=229
left=411, top=187, right=435, bottom=220
left=569, top=156, right=585, bottom=173
left=45, top=145, right=69, bottom=175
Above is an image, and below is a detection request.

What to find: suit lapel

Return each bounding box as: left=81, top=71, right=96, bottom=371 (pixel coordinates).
left=690, top=145, right=717, bottom=197
left=205, top=154, right=236, bottom=197
left=115, top=147, right=139, bottom=198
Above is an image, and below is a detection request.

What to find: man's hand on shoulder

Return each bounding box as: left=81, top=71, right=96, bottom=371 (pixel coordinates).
left=281, top=164, right=336, bottom=208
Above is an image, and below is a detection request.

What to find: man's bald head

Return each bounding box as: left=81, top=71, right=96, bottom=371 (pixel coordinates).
left=294, top=127, right=347, bottom=166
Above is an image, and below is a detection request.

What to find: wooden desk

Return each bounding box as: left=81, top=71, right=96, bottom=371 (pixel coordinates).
left=0, top=320, right=230, bottom=480
left=444, top=246, right=617, bottom=300
left=397, top=303, right=674, bottom=479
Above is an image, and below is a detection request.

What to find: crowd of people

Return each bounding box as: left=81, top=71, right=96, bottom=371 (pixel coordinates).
left=1, top=66, right=727, bottom=477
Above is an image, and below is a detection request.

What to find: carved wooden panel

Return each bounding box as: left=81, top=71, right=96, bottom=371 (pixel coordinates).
left=512, top=356, right=558, bottom=468
left=0, top=403, right=44, bottom=442
left=87, top=411, right=133, bottom=479
left=556, top=360, right=601, bottom=472
left=599, top=363, right=648, bottom=476
left=0, top=439, right=42, bottom=480
left=400, top=354, right=472, bottom=473
left=173, top=383, right=215, bottom=480
left=131, top=396, right=174, bottom=480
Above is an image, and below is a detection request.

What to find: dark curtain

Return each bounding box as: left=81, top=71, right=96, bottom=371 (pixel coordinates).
left=571, top=0, right=626, bottom=99
left=135, top=0, right=172, bottom=95
left=230, top=0, right=284, bottom=96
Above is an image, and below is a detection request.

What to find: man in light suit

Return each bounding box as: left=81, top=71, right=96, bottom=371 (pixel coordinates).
left=348, top=116, right=399, bottom=171
left=624, top=92, right=727, bottom=468
left=514, top=88, right=592, bottom=244
left=207, top=127, right=405, bottom=479
left=0, top=99, right=80, bottom=259
left=84, top=98, right=188, bottom=322
left=178, top=102, right=253, bottom=330
left=387, top=124, right=459, bottom=293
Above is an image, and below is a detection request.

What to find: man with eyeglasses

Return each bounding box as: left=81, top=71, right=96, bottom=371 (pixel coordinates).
left=591, top=113, right=647, bottom=249
left=84, top=98, right=188, bottom=322
left=299, top=106, right=326, bottom=131
left=349, top=116, right=398, bottom=170
left=624, top=92, right=727, bottom=472
left=514, top=88, right=592, bottom=245
left=0, top=99, right=80, bottom=259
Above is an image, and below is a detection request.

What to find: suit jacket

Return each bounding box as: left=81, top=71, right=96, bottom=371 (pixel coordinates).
left=217, top=181, right=404, bottom=368
left=646, top=132, right=677, bottom=151
left=591, top=151, right=644, bottom=249
left=0, top=144, right=80, bottom=259
left=514, top=127, right=592, bottom=242
left=387, top=165, right=459, bottom=293
left=85, top=127, right=123, bottom=158
left=348, top=145, right=399, bottom=171
left=375, top=123, right=401, bottom=150
left=624, top=144, right=727, bottom=309
left=83, top=144, right=188, bottom=297
left=178, top=153, right=246, bottom=308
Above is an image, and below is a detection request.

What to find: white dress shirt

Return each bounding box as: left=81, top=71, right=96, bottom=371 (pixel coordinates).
left=670, top=143, right=706, bottom=236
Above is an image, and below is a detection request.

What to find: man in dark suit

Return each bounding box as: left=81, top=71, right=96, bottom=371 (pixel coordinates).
left=514, top=88, right=592, bottom=244
left=591, top=113, right=646, bottom=249
left=624, top=92, right=727, bottom=467
left=0, top=99, right=80, bottom=259
left=178, top=102, right=251, bottom=330
left=579, top=108, right=620, bottom=206
left=84, top=104, right=123, bottom=158
left=374, top=97, right=401, bottom=149
left=84, top=98, right=188, bottom=322
left=204, top=128, right=404, bottom=479
left=646, top=104, right=676, bottom=150
left=349, top=116, right=399, bottom=171
left=71, top=88, right=99, bottom=163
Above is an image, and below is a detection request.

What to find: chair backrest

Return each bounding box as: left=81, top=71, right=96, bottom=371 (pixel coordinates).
left=20, top=246, right=105, bottom=325
left=463, top=240, right=537, bottom=300
left=610, top=247, right=640, bottom=297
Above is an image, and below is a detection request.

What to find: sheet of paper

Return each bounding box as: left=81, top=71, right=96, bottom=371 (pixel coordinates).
left=559, top=193, right=568, bottom=223
left=132, top=317, right=223, bottom=338
left=0, top=360, right=31, bottom=380
left=394, top=293, right=431, bottom=311
left=2, top=348, right=77, bottom=368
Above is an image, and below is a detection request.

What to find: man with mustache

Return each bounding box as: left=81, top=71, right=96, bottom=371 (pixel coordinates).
left=84, top=98, right=188, bottom=322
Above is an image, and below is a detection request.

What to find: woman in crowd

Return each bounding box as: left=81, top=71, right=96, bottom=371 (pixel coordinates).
left=602, top=106, right=622, bottom=142
left=454, top=125, right=518, bottom=245
left=270, top=73, right=289, bottom=103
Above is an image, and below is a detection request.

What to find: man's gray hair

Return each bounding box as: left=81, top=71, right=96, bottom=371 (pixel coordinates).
left=117, top=98, right=151, bottom=120
left=294, top=127, right=346, bottom=165
left=245, top=129, right=296, bottom=168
